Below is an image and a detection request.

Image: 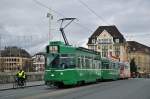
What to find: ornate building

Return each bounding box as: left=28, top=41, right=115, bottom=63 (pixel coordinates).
left=32, top=52, right=45, bottom=72
left=127, top=41, right=150, bottom=74
left=0, top=47, right=32, bottom=72
left=87, top=25, right=128, bottom=62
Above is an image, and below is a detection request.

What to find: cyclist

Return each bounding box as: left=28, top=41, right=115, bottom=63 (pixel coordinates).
left=16, top=67, right=26, bottom=86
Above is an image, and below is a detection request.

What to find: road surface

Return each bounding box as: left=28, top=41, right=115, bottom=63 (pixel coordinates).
left=0, top=78, right=150, bottom=99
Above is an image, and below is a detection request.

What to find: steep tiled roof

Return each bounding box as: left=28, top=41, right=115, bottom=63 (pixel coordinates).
left=33, top=52, right=46, bottom=57
left=87, top=25, right=126, bottom=44
left=127, top=41, right=150, bottom=54
left=0, top=47, right=31, bottom=58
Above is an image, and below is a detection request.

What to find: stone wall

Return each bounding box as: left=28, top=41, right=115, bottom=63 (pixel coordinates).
left=0, top=72, right=44, bottom=84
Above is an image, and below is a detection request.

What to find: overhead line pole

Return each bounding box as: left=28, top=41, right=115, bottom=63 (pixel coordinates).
left=47, top=10, right=53, bottom=41
left=33, top=0, right=53, bottom=42
left=33, top=0, right=93, bottom=34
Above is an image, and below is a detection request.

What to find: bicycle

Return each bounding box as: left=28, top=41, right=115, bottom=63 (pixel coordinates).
left=13, top=76, right=26, bottom=88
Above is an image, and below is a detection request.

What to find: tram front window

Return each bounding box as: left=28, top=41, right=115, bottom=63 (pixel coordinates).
left=51, top=56, right=60, bottom=68
left=46, top=55, right=60, bottom=68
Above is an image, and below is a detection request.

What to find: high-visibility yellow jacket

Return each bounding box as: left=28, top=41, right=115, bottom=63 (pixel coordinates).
left=16, top=70, right=26, bottom=79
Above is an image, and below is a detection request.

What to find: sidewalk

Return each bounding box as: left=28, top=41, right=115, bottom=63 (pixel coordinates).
left=0, top=81, right=44, bottom=91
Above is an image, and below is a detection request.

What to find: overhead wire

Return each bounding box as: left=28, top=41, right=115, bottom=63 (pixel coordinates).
left=76, top=0, right=110, bottom=25
left=33, top=0, right=93, bottom=33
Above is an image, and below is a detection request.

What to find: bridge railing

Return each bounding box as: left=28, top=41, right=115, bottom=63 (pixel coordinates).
left=0, top=72, right=44, bottom=84
left=0, top=72, right=44, bottom=90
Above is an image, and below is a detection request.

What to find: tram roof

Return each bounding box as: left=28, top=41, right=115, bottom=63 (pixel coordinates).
left=49, top=41, right=65, bottom=45
left=77, top=47, right=101, bottom=55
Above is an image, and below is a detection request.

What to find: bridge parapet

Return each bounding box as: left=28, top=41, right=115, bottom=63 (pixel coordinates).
left=0, top=72, right=44, bottom=84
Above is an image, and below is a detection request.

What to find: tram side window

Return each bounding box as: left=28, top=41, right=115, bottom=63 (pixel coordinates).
left=96, top=61, right=99, bottom=69
left=112, top=63, right=116, bottom=69
left=117, top=63, right=120, bottom=69
left=102, top=62, right=109, bottom=69
left=70, top=58, right=76, bottom=68
left=85, top=58, right=87, bottom=68
left=118, top=63, right=121, bottom=69
left=77, top=57, right=80, bottom=68
left=77, top=57, right=82, bottom=68
left=56, top=54, right=76, bottom=69
left=89, top=59, right=92, bottom=69
left=60, top=55, right=76, bottom=69
left=69, top=58, right=75, bottom=68
left=106, top=63, right=109, bottom=69
left=99, top=62, right=101, bottom=69
left=92, top=60, right=95, bottom=69
left=85, top=58, right=90, bottom=69
left=93, top=62, right=95, bottom=69
left=101, top=62, right=105, bottom=69
left=81, top=57, right=85, bottom=68
left=95, top=61, right=100, bottom=69
left=95, top=61, right=99, bottom=69
left=109, top=62, right=112, bottom=69
left=114, top=63, right=119, bottom=69
left=80, top=57, right=82, bottom=68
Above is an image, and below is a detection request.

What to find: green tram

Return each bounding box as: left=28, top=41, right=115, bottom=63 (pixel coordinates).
left=44, top=41, right=120, bottom=87
left=101, top=58, right=120, bottom=80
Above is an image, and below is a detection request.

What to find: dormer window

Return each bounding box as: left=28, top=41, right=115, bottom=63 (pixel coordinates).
left=92, top=39, right=96, bottom=44
left=133, top=48, right=136, bottom=51
left=97, top=38, right=112, bottom=44
left=115, top=39, right=119, bottom=43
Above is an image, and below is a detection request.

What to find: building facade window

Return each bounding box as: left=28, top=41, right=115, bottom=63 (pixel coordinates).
left=97, top=38, right=112, bottom=44
left=114, top=46, right=120, bottom=57
left=102, top=45, right=108, bottom=57
left=98, top=45, right=101, bottom=49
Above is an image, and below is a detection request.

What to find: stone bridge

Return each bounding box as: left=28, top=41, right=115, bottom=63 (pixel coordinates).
left=0, top=72, right=44, bottom=84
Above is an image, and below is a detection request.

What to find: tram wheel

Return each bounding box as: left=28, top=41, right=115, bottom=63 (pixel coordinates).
left=57, top=82, right=64, bottom=88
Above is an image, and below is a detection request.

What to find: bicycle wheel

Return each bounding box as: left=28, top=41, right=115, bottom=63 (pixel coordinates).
left=13, top=80, right=18, bottom=88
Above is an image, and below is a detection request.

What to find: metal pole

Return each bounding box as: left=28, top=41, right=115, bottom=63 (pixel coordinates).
left=0, top=36, right=1, bottom=72
left=48, top=10, right=51, bottom=41
left=47, top=9, right=53, bottom=42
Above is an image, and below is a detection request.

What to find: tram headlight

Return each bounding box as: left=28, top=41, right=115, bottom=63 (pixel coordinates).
left=60, top=72, right=63, bottom=75
left=51, top=74, right=54, bottom=77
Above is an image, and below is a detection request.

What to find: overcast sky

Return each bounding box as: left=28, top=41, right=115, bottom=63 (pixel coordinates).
left=0, top=0, right=150, bottom=54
